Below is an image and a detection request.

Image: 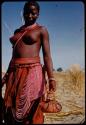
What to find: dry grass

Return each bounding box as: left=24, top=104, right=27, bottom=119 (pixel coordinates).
left=44, top=67, right=85, bottom=124
left=65, top=69, right=85, bottom=96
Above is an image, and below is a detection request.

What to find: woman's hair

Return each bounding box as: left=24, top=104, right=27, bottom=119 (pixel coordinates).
left=23, top=1, right=40, bottom=13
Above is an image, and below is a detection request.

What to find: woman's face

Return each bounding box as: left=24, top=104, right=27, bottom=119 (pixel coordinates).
left=23, top=5, right=39, bottom=25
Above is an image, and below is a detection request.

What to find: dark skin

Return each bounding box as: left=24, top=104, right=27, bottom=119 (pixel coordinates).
left=1, top=5, right=56, bottom=95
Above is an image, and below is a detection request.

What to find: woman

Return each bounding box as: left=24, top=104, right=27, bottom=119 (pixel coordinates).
left=1, top=1, right=57, bottom=124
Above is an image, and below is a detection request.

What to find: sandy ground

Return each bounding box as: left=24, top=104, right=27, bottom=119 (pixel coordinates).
left=2, top=69, right=85, bottom=124
left=43, top=70, right=85, bottom=124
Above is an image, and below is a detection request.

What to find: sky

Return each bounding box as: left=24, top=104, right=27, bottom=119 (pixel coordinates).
left=1, top=1, right=85, bottom=72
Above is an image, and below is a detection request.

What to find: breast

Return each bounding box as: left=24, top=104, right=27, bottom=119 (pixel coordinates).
left=10, top=33, right=22, bottom=45
left=22, top=32, right=39, bottom=45
left=22, top=36, right=36, bottom=45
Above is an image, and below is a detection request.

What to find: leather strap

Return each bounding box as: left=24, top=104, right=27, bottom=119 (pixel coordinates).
left=13, top=30, right=27, bottom=49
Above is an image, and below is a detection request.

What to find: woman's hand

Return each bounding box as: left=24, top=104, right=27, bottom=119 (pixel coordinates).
left=49, top=80, right=56, bottom=92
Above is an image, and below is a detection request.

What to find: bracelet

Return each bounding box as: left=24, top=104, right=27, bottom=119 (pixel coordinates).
left=49, top=77, right=56, bottom=82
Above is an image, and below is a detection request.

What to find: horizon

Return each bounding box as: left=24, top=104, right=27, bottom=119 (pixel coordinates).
left=2, top=63, right=84, bottom=73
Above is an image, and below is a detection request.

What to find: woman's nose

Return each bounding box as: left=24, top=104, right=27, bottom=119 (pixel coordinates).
left=29, top=13, right=32, bottom=18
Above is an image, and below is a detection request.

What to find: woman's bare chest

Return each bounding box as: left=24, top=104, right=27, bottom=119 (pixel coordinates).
left=10, top=28, right=40, bottom=46
left=22, top=30, right=40, bottom=45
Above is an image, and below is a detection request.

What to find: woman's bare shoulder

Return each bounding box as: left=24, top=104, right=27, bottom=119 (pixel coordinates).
left=37, top=23, right=46, bottom=29
left=37, top=24, right=48, bottom=35
left=14, top=25, right=25, bottom=34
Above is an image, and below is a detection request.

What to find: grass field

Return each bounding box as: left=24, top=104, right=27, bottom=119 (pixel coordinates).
left=44, top=66, right=85, bottom=124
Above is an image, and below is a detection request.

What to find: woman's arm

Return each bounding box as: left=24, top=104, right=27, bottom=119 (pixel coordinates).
left=41, top=26, right=56, bottom=91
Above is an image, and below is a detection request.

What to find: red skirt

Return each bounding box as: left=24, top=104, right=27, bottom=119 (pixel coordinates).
left=4, top=57, right=45, bottom=122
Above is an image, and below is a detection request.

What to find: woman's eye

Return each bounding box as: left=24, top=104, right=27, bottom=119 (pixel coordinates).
left=33, top=13, right=37, bottom=16
left=24, top=12, right=37, bottom=17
